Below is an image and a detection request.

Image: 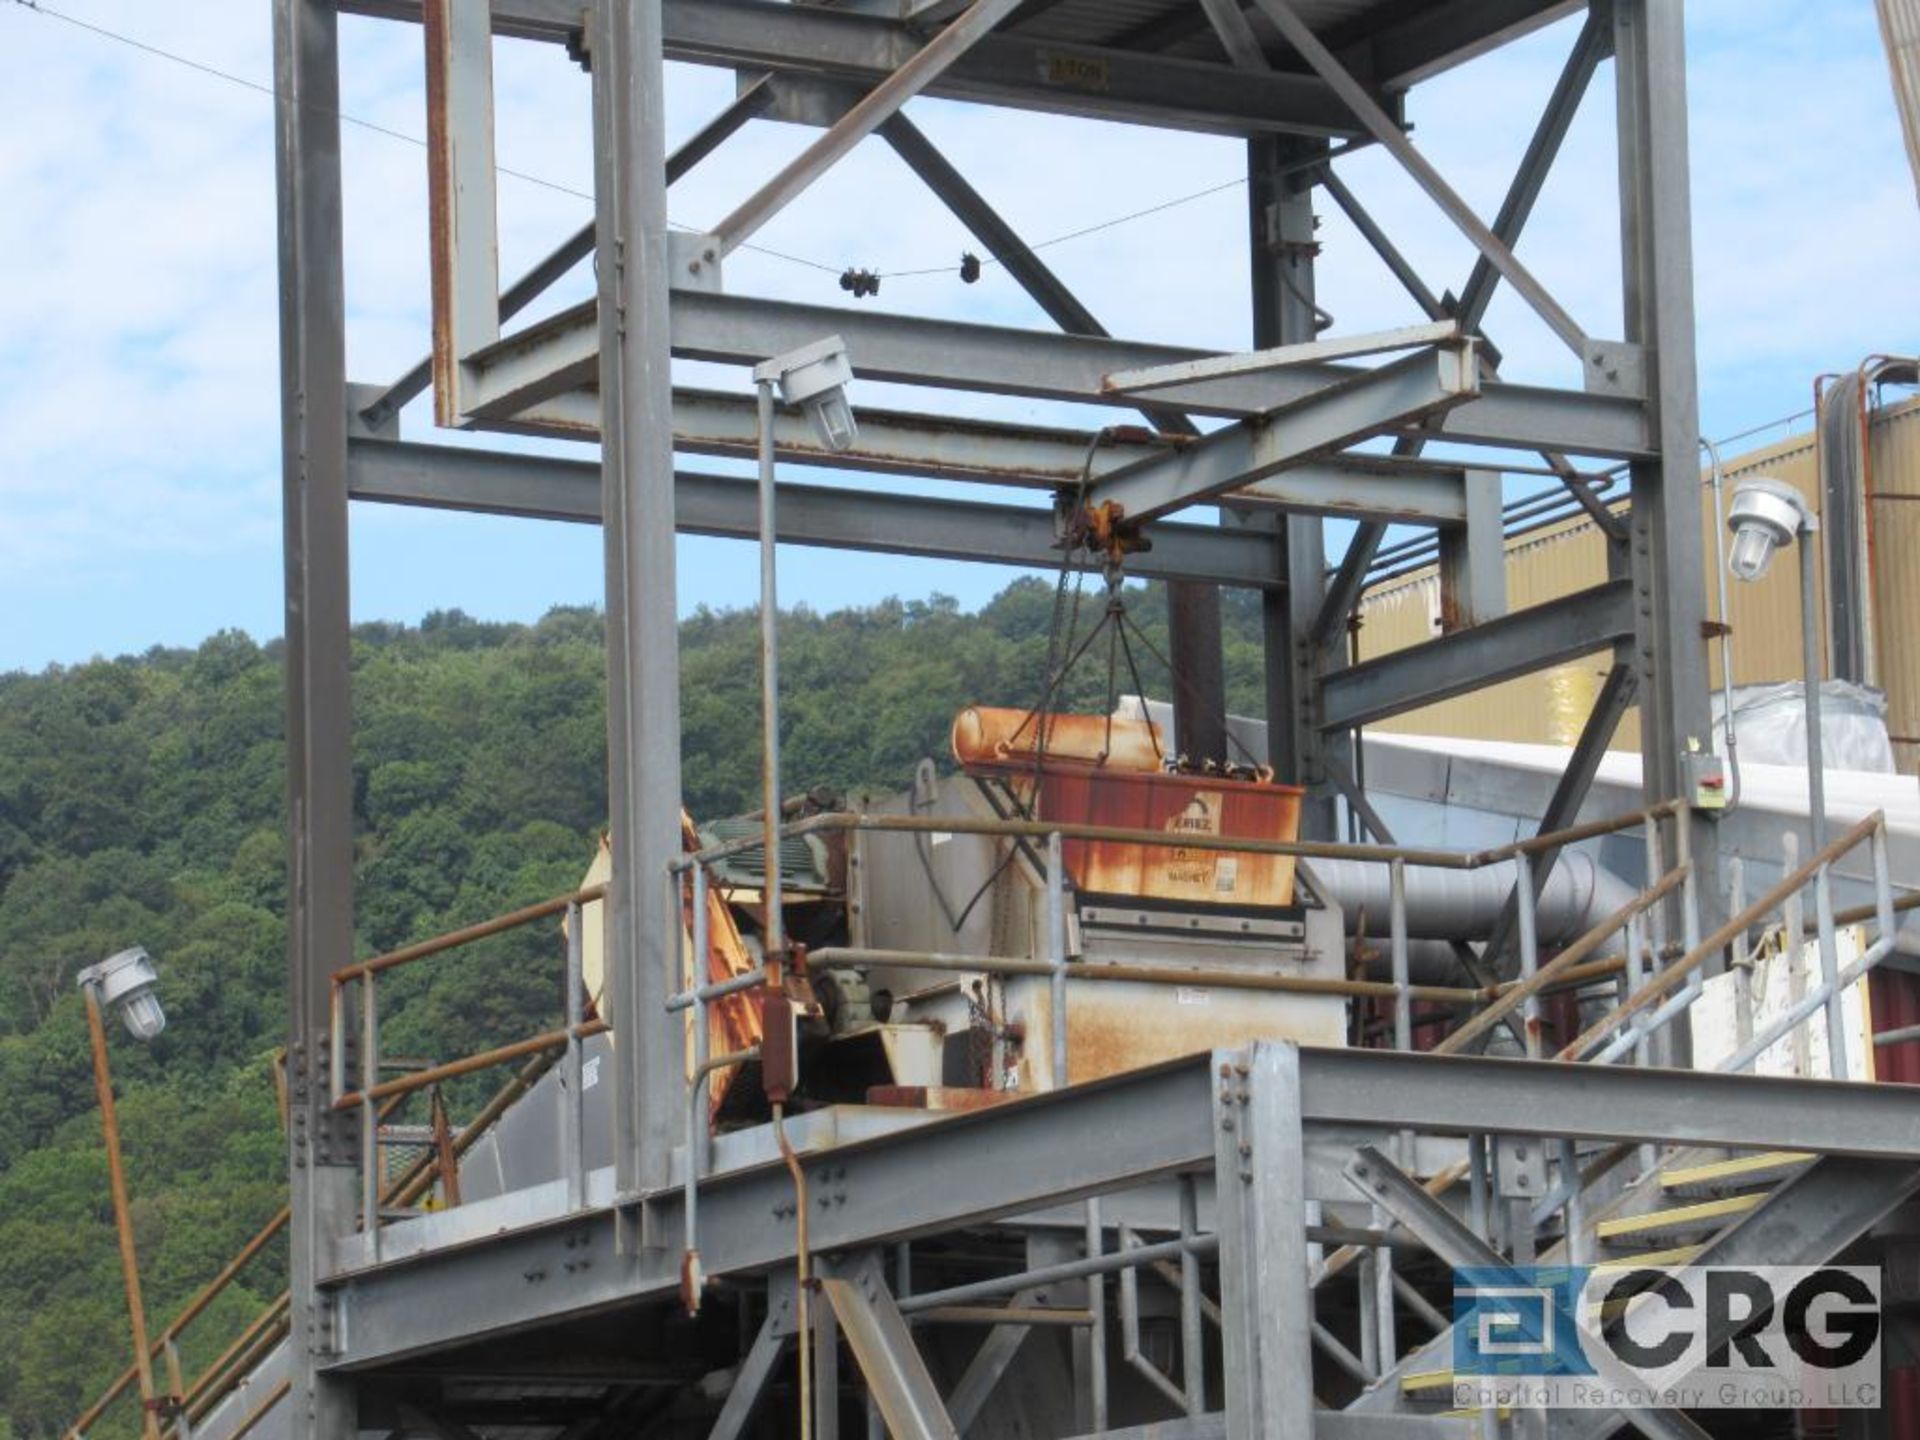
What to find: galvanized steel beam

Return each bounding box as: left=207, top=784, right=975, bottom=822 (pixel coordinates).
left=343, top=437, right=1286, bottom=588
left=460, top=293, right=1649, bottom=456
left=1318, top=581, right=1635, bottom=732
left=342, top=0, right=1382, bottom=136
left=454, top=385, right=1473, bottom=523
left=1614, top=0, right=1721, bottom=929
left=1084, top=342, right=1479, bottom=523
left=1212, top=1044, right=1314, bottom=1440
left=272, top=0, right=360, bottom=1437
left=591, top=0, right=681, bottom=1202
left=707, top=0, right=1025, bottom=257
left=1248, top=0, right=1587, bottom=356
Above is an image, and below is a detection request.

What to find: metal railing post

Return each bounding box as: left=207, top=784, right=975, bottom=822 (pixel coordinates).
left=1388, top=859, right=1410, bottom=1053
left=690, top=864, right=711, bottom=1180
left=563, top=900, right=585, bottom=1211
left=1815, top=860, right=1848, bottom=1079
left=1047, top=831, right=1069, bottom=1090
left=1178, top=1176, right=1205, bottom=1416
left=1783, top=831, right=1809, bottom=1077
left=1084, top=1199, right=1108, bottom=1432
left=1729, top=857, right=1753, bottom=1060
left=359, top=977, right=380, bottom=1257
left=1513, top=855, right=1540, bottom=1058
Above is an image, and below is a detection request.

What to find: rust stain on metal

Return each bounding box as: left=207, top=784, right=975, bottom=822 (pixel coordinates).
left=864, top=1085, right=1021, bottom=1112
left=1029, top=978, right=1344, bottom=1089
left=422, top=0, right=461, bottom=430
left=954, top=708, right=1305, bottom=906
left=953, top=705, right=1167, bottom=772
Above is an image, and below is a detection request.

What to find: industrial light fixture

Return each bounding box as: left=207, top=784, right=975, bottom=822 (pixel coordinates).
left=77, top=945, right=167, bottom=1041
left=1723, top=474, right=1834, bottom=881
left=1725, top=476, right=1816, bottom=583
left=77, top=945, right=172, bottom=1440
left=754, top=335, right=858, bottom=454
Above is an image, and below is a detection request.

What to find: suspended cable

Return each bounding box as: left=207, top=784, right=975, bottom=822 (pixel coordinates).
left=8, top=0, right=1252, bottom=290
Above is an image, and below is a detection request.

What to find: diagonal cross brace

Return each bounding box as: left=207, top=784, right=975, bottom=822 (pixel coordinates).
left=1248, top=0, right=1587, bottom=357
left=1085, top=342, right=1479, bottom=525
left=819, top=1260, right=961, bottom=1440
left=710, top=0, right=1025, bottom=257
left=1343, top=1146, right=1713, bottom=1440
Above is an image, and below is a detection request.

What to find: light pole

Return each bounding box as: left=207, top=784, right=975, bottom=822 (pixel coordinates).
left=749, top=337, right=856, bottom=1440
left=77, top=947, right=170, bottom=1440
left=1724, top=478, right=1827, bottom=849
left=748, top=335, right=858, bottom=959
left=1724, top=478, right=1850, bottom=1078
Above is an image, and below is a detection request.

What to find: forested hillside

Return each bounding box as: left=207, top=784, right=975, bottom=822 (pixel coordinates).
left=0, top=578, right=1269, bottom=1440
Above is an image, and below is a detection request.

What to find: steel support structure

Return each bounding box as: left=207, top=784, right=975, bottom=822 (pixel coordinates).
left=273, top=3, right=360, bottom=1440
left=268, top=2, right=1752, bottom=1436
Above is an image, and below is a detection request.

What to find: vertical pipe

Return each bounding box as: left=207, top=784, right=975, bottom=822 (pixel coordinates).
left=1729, top=858, right=1753, bottom=1059
left=1872, top=824, right=1896, bottom=954
left=1801, top=532, right=1830, bottom=855
left=1559, top=1139, right=1589, bottom=1266
left=360, top=976, right=379, bottom=1259
left=757, top=379, right=785, bottom=961
left=85, top=987, right=164, bottom=1440
left=563, top=900, right=585, bottom=1211
left=1388, top=860, right=1411, bottom=1052
left=327, top=982, right=345, bottom=1109
left=163, top=1339, right=190, bottom=1440
left=690, top=865, right=711, bottom=1178
left=1624, top=913, right=1648, bottom=1069
left=1641, top=824, right=1670, bottom=1067
left=1783, top=831, right=1810, bottom=1078
left=682, top=868, right=711, bottom=1305
left=1084, top=1199, right=1108, bottom=1433
left=1467, top=1134, right=1489, bottom=1241
left=1356, top=1255, right=1380, bottom=1378
left=1815, top=863, right=1848, bottom=1080
left=1179, top=1178, right=1205, bottom=1416
left=1513, top=856, right=1540, bottom=1058
left=1047, top=831, right=1069, bottom=1090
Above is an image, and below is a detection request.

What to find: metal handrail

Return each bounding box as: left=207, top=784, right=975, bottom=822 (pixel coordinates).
left=67, top=1042, right=568, bottom=1440
left=669, top=799, right=1687, bottom=874
left=1556, top=811, right=1883, bottom=1062
left=332, top=882, right=607, bottom=984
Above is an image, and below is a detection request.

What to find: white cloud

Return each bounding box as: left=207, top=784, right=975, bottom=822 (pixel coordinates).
left=0, top=1, right=1913, bottom=669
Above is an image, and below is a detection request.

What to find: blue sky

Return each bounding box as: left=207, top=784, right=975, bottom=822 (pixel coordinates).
left=0, top=0, right=1913, bottom=673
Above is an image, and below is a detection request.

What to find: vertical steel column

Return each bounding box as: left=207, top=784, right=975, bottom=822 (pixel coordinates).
left=1212, top=1044, right=1313, bottom=1440
left=1249, top=137, right=1335, bottom=837
left=592, top=0, right=683, bottom=1203
left=1613, top=0, right=1720, bottom=913
left=273, top=0, right=358, bottom=1434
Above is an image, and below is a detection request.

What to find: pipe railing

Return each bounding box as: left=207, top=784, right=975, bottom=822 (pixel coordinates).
left=67, top=1042, right=570, bottom=1440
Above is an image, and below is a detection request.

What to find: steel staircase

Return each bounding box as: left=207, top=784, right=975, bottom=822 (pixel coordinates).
left=1367, top=1143, right=1911, bottom=1425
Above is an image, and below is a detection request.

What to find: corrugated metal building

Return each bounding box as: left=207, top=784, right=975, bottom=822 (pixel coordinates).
left=1356, top=391, right=1920, bottom=772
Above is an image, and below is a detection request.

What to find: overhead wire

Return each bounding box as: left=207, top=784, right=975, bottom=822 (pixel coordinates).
left=7, top=0, right=1251, bottom=288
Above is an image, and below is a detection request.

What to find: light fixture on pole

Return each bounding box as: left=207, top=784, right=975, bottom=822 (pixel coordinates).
left=748, top=335, right=856, bottom=1426
left=747, top=335, right=858, bottom=962
left=1725, top=478, right=1848, bottom=1079
left=755, top=335, right=858, bottom=455
left=76, top=947, right=170, bottom=1440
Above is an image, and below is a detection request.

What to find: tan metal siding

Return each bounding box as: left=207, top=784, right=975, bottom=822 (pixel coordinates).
left=1355, top=398, right=1920, bottom=771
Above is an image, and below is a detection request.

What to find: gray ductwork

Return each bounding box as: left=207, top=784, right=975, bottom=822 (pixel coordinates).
left=1304, top=851, right=1638, bottom=983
